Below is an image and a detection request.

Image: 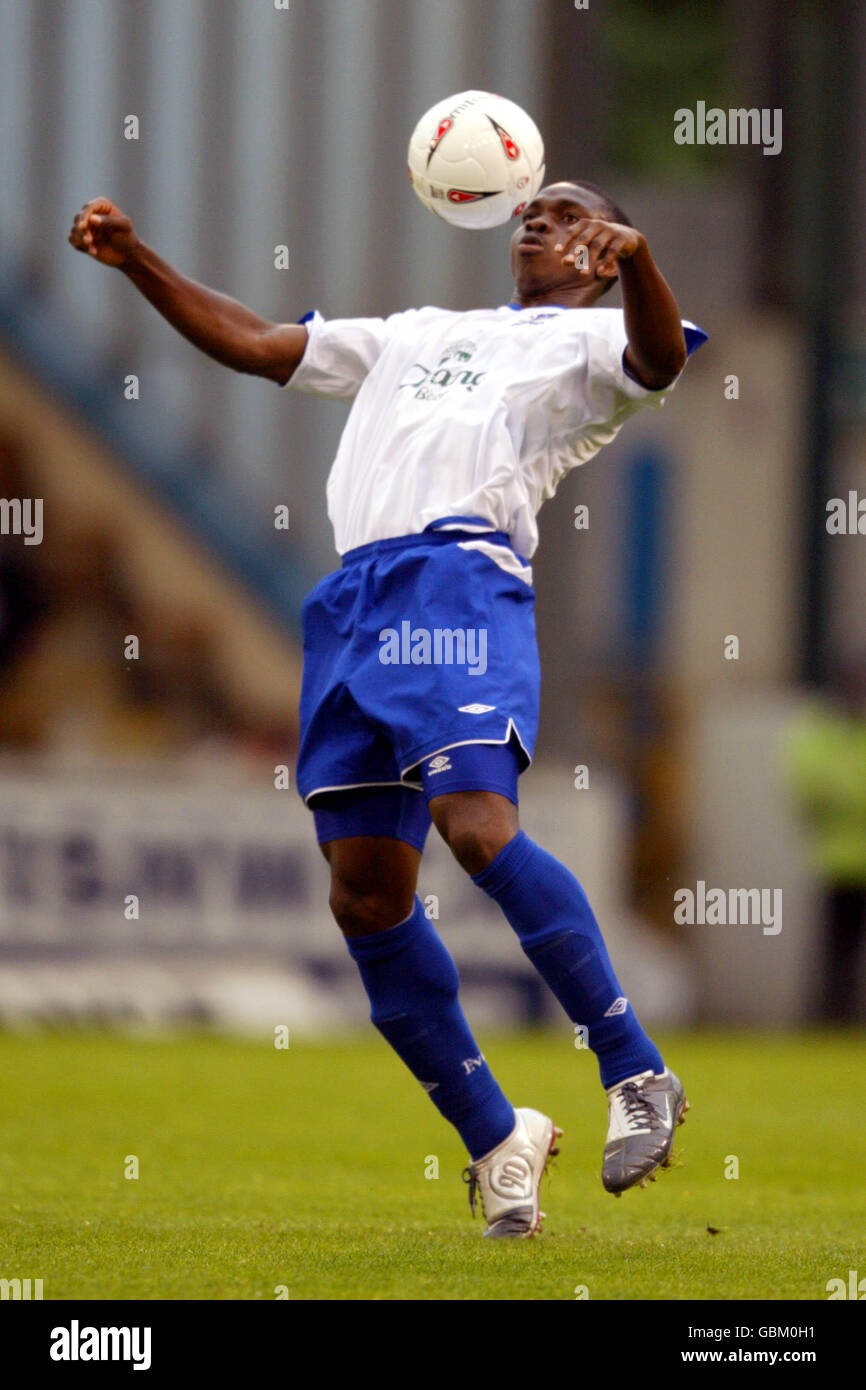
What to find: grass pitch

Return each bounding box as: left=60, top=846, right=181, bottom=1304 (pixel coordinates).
left=0, top=1029, right=863, bottom=1301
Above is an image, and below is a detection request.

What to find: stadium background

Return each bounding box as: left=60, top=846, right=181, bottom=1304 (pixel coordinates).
left=0, top=5, right=864, bottom=1052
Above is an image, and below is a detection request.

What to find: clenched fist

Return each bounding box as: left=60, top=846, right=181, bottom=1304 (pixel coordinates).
left=68, top=197, right=139, bottom=269
left=555, top=218, right=645, bottom=274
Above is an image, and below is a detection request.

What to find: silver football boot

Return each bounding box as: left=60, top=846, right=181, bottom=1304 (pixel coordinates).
left=602, top=1067, right=688, bottom=1195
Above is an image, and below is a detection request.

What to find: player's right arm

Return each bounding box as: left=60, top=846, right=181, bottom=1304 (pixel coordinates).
left=68, top=198, right=306, bottom=385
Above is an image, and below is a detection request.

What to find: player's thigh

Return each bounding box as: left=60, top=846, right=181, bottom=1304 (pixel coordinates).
left=311, top=782, right=430, bottom=928
left=428, top=790, right=519, bottom=875
left=421, top=740, right=521, bottom=874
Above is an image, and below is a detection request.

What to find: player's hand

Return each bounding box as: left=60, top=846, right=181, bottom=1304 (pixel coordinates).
left=68, top=197, right=139, bottom=269
left=554, top=218, right=644, bottom=271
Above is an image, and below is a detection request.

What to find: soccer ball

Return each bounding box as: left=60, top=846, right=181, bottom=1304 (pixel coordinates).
left=407, top=91, right=545, bottom=231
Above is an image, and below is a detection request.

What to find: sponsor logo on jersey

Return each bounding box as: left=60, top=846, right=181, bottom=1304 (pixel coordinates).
left=398, top=341, right=487, bottom=400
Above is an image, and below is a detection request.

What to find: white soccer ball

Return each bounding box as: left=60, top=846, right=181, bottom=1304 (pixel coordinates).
left=407, top=91, right=545, bottom=231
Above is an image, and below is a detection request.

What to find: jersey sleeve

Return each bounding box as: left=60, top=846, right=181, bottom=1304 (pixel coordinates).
left=571, top=310, right=707, bottom=425
left=285, top=309, right=395, bottom=399
left=513, top=310, right=707, bottom=461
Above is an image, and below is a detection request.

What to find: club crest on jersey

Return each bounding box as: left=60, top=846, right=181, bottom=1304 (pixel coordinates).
left=509, top=309, right=563, bottom=327
left=438, top=339, right=476, bottom=365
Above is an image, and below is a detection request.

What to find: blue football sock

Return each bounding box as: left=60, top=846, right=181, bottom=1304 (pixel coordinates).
left=346, top=896, right=515, bottom=1160
left=472, top=831, right=664, bottom=1088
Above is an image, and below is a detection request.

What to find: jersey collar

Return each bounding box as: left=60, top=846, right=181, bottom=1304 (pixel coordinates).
left=505, top=300, right=572, bottom=311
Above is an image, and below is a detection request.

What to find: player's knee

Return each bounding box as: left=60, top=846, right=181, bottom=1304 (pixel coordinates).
left=446, top=826, right=508, bottom=876
left=431, top=792, right=518, bottom=875
left=439, top=816, right=516, bottom=875
left=328, top=879, right=413, bottom=937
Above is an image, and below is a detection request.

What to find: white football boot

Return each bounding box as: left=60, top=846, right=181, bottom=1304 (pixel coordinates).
left=602, top=1067, right=688, bottom=1195
left=463, top=1107, right=562, bottom=1237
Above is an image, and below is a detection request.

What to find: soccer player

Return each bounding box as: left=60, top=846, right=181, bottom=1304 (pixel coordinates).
left=69, top=181, right=705, bottom=1237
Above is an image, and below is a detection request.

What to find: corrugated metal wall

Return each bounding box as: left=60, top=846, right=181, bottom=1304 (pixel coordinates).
left=2, top=0, right=836, bottom=722
left=0, top=0, right=545, bottom=572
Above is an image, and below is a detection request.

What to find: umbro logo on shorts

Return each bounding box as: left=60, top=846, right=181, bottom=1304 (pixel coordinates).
left=604, top=997, right=629, bottom=1017
left=427, top=755, right=453, bottom=775
left=458, top=703, right=496, bottom=714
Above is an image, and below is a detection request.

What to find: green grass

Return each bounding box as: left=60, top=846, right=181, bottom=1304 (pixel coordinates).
left=0, top=1029, right=863, bottom=1300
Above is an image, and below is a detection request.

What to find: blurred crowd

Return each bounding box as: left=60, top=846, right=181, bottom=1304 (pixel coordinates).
left=787, top=671, right=866, bottom=1022
left=0, top=427, right=295, bottom=764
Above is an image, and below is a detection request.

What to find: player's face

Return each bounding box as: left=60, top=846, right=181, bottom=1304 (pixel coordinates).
left=509, top=183, right=612, bottom=296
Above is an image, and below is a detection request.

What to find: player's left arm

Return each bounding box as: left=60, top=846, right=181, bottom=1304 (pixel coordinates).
left=558, top=220, right=688, bottom=390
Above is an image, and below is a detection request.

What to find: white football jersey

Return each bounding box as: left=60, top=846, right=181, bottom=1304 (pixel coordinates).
left=287, top=303, right=703, bottom=559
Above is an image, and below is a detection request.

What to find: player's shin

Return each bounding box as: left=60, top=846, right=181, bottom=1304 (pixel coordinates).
left=471, top=831, right=664, bottom=1086
left=346, top=896, right=515, bottom=1160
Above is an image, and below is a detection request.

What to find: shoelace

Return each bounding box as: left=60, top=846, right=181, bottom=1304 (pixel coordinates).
left=618, top=1082, right=662, bottom=1133
left=462, top=1165, right=478, bottom=1217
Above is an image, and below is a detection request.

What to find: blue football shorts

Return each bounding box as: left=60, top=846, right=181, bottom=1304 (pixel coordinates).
left=296, top=517, right=541, bottom=850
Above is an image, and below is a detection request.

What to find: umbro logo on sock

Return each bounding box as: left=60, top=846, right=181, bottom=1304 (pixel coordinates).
left=427, top=755, right=453, bottom=774
left=604, top=997, right=629, bottom=1017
